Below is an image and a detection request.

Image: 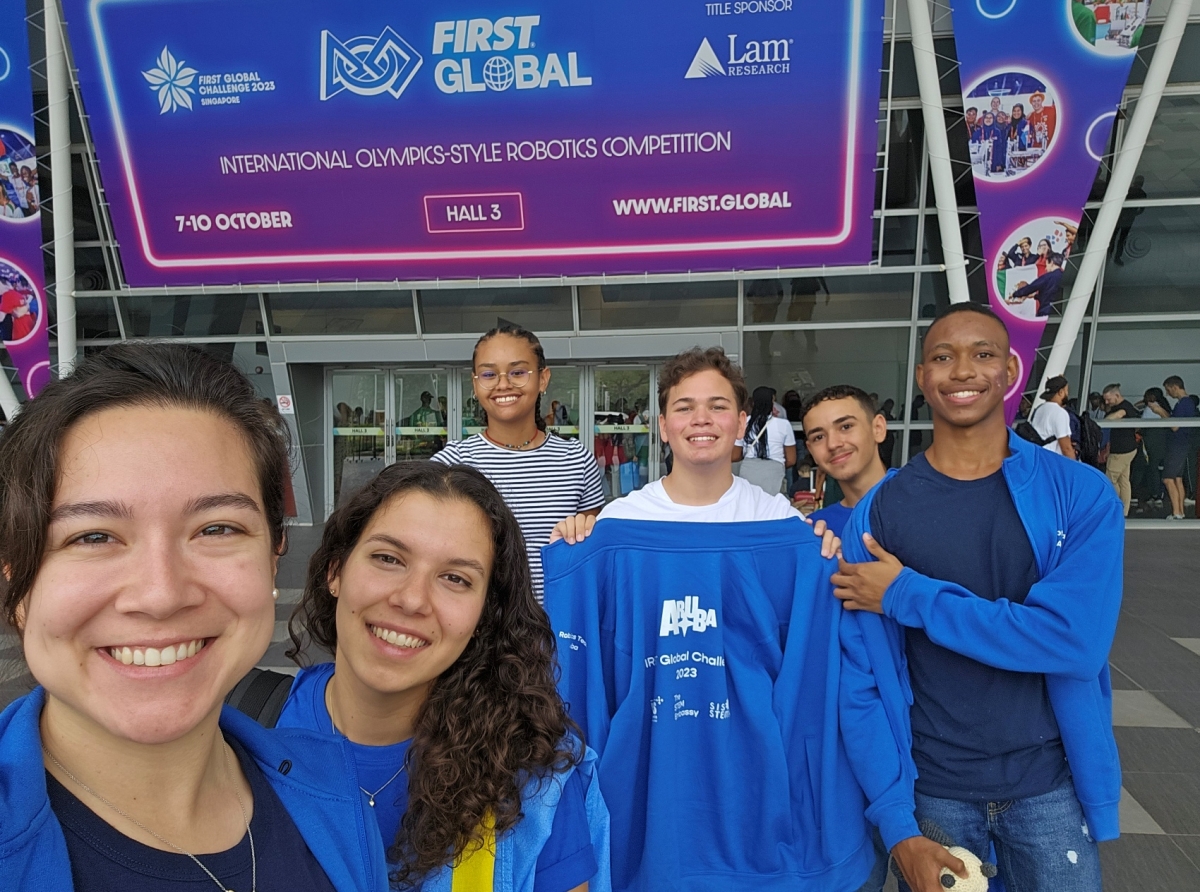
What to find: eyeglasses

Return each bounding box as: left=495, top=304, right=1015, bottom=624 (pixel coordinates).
left=473, top=369, right=534, bottom=389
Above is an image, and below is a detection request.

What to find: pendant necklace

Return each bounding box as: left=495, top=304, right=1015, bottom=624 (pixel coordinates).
left=326, top=681, right=407, bottom=808
left=44, top=743, right=256, bottom=892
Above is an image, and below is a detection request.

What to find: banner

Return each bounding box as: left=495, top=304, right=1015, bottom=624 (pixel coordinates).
left=951, top=1, right=1149, bottom=420
left=62, top=0, right=884, bottom=287
left=0, top=0, right=50, bottom=399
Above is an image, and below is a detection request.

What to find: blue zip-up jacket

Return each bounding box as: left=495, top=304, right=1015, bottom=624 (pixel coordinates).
left=839, top=431, right=1124, bottom=851
left=277, top=662, right=613, bottom=892
left=543, top=519, right=876, bottom=892
left=0, top=687, right=390, bottom=891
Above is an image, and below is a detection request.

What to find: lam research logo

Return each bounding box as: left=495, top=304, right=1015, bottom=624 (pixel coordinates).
left=320, top=26, right=423, bottom=101
left=685, top=39, right=725, bottom=78
left=143, top=47, right=199, bottom=114
left=686, top=34, right=793, bottom=78
left=659, top=596, right=718, bottom=637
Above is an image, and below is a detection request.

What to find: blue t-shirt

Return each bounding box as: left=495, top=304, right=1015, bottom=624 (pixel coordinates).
left=277, top=663, right=595, bottom=892
left=810, top=501, right=853, bottom=536
left=47, top=736, right=338, bottom=892
left=1170, top=396, right=1198, bottom=446
left=870, top=455, right=1069, bottom=801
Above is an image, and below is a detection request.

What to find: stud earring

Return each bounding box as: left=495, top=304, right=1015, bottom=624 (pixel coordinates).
left=272, top=588, right=279, bottom=601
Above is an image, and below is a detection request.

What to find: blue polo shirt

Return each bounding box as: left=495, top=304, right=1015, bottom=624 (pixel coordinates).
left=869, top=454, right=1069, bottom=801
left=810, top=501, right=853, bottom=536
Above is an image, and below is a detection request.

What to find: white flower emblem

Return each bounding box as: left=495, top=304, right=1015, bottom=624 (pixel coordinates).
left=142, top=47, right=198, bottom=114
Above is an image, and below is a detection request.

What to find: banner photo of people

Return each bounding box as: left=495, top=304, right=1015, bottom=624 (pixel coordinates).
left=0, top=0, right=50, bottom=400
left=952, top=0, right=1149, bottom=421
left=61, top=0, right=885, bottom=286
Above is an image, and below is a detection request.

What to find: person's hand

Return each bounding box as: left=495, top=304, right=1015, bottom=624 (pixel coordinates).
left=550, top=513, right=597, bottom=545
left=805, top=517, right=841, bottom=559
left=831, top=533, right=904, bottom=614
left=891, top=836, right=967, bottom=892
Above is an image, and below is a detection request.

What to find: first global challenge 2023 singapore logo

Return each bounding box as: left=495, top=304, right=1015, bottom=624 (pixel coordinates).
left=142, top=47, right=275, bottom=112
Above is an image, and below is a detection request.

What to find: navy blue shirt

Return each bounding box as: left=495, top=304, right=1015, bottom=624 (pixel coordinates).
left=277, top=663, right=596, bottom=892
left=870, top=455, right=1068, bottom=801
left=810, top=501, right=852, bottom=537
left=48, top=736, right=338, bottom=892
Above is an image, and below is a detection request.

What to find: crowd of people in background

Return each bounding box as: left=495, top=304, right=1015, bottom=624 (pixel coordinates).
left=0, top=141, right=39, bottom=219
left=1011, top=374, right=1199, bottom=520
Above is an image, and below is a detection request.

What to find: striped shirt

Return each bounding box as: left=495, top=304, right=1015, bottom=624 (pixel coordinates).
left=431, top=433, right=605, bottom=600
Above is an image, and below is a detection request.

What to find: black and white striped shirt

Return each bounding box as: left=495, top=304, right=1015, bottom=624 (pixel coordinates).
left=431, top=433, right=605, bottom=600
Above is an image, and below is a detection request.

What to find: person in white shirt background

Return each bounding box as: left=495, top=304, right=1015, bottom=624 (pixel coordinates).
left=1031, top=374, right=1076, bottom=459
left=733, top=385, right=797, bottom=470
left=551, top=346, right=836, bottom=553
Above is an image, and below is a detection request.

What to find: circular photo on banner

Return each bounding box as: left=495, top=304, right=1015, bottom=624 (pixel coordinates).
left=993, top=217, right=1078, bottom=321
left=0, top=127, right=40, bottom=222
left=1069, top=1, right=1151, bottom=56
left=963, top=71, right=1059, bottom=182
left=0, top=258, right=42, bottom=346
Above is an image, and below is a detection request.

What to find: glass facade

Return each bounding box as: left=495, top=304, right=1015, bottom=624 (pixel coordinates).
left=11, top=18, right=1200, bottom=523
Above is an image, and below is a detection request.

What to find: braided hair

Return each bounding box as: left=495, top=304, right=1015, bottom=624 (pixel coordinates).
left=472, top=324, right=548, bottom=432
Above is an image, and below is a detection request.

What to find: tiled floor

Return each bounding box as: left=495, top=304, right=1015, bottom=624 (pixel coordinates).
left=2, top=525, right=1199, bottom=890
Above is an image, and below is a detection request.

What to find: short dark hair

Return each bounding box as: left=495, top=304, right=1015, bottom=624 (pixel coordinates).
left=0, top=343, right=289, bottom=629
left=1164, top=375, right=1186, bottom=390
left=922, top=302, right=1009, bottom=357
left=799, top=384, right=877, bottom=434
left=657, top=346, right=749, bottom=415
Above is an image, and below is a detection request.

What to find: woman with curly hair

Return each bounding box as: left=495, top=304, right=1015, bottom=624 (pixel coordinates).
left=278, top=461, right=609, bottom=892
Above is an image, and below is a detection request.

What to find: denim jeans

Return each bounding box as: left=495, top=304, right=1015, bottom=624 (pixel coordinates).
left=901, top=780, right=1101, bottom=892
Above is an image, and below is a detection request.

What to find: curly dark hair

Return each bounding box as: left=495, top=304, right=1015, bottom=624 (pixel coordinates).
left=657, top=346, right=750, bottom=415
left=287, top=462, right=578, bottom=887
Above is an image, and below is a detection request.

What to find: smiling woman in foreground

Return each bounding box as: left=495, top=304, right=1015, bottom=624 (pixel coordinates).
left=279, top=461, right=610, bottom=892
left=0, top=344, right=387, bottom=892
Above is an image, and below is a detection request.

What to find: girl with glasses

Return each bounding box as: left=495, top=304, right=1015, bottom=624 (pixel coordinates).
left=0, top=344, right=388, bottom=892
left=431, top=325, right=604, bottom=602
left=277, top=461, right=609, bottom=891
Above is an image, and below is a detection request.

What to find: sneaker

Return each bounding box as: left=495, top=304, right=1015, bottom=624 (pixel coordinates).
left=1166, top=514, right=1184, bottom=520
left=1187, top=498, right=1196, bottom=506
left=1152, top=499, right=1164, bottom=507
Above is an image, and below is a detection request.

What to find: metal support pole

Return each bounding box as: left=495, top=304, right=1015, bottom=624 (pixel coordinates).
left=1035, top=0, right=1194, bottom=402
left=46, top=0, right=77, bottom=376
left=0, top=371, right=21, bottom=420
left=907, top=0, right=970, bottom=303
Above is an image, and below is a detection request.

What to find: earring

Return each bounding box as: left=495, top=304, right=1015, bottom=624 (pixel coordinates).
left=272, top=588, right=279, bottom=601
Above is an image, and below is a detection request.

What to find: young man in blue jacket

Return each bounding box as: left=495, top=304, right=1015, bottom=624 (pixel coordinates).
left=833, top=303, right=1123, bottom=892
left=803, top=384, right=891, bottom=537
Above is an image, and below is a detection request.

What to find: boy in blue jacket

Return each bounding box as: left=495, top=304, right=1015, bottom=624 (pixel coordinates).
left=833, top=304, right=1123, bottom=892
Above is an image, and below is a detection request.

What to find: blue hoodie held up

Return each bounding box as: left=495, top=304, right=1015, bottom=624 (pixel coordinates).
left=838, top=431, right=1124, bottom=851
left=0, top=687, right=391, bottom=892
left=543, top=518, right=876, bottom=892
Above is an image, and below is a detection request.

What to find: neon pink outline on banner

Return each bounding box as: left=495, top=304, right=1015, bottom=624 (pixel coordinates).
left=85, top=0, right=871, bottom=272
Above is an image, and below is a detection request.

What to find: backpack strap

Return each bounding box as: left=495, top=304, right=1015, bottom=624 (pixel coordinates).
left=225, top=668, right=295, bottom=729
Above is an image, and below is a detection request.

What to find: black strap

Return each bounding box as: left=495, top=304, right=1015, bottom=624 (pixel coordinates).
left=225, top=668, right=295, bottom=729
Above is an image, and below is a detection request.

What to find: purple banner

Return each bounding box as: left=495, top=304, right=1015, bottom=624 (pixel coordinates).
left=61, top=0, right=884, bottom=286
left=952, top=0, right=1148, bottom=420
left=0, top=0, right=50, bottom=399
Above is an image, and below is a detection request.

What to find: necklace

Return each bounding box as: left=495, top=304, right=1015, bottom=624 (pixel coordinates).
left=483, top=428, right=542, bottom=451
left=325, top=681, right=408, bottom=808
left=44, top=742, right=256, bottom=892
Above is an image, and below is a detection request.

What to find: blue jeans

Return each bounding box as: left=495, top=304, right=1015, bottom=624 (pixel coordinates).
left=903, top=780, right=1101, bottom=892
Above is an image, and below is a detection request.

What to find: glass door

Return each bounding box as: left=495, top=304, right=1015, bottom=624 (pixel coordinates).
left=593, top=366, right=653, bottom=500
left=330, top=370, right=388, bottom=508
left=394, top=370, right=449, bottom=461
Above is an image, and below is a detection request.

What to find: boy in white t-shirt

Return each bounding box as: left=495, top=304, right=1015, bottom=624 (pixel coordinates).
left=551, top=347, right=836, bottom=553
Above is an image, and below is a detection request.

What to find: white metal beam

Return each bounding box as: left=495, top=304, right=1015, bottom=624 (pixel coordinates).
left=906, top=0, right=970, bottom=303
left=46, top=0, right=77, bottom=375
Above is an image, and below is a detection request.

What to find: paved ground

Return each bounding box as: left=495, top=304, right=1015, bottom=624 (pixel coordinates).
left=3, top=525, right=1199, bottom=890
